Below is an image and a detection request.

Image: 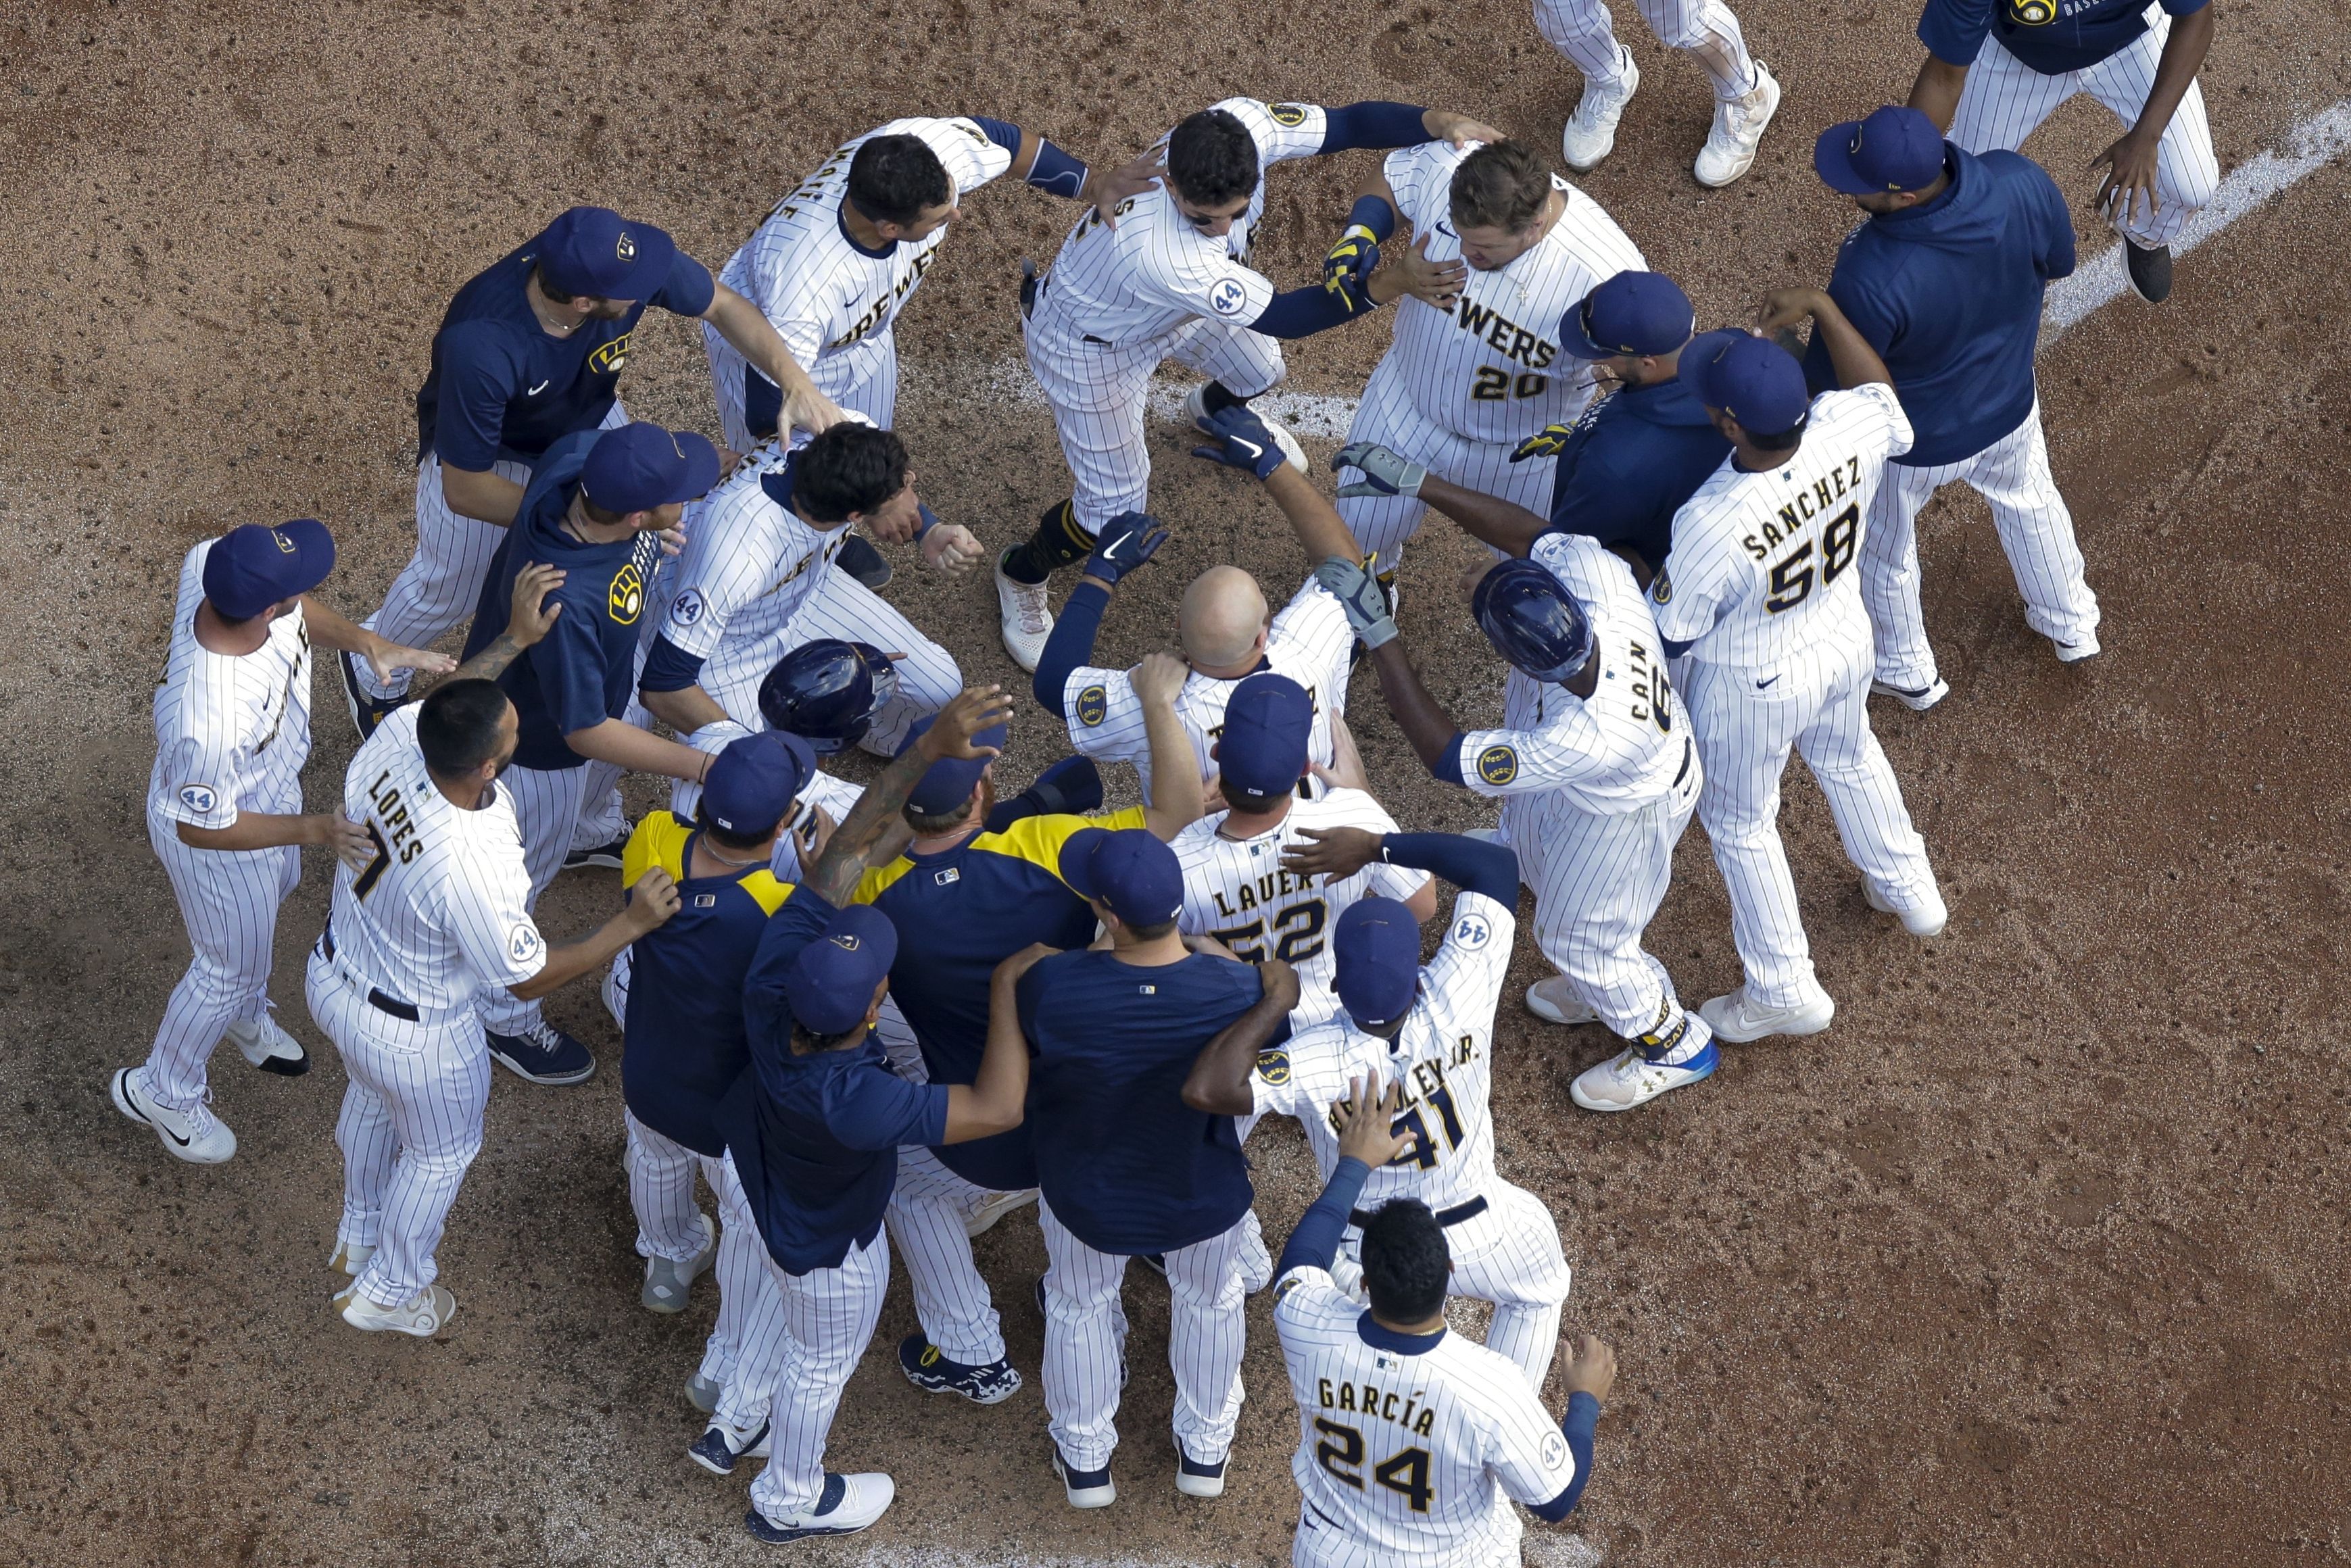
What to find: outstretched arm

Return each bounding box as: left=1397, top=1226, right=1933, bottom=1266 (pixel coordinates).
left=798, top=685, right=1017, bottom=906
left=1181, top=959, right=1301, bottom=1116
left=702, top=283, right=844, bottom=439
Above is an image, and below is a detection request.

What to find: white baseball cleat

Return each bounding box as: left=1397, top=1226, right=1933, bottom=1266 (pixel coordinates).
left=1175, top=1445, right=1228, bottom=1498
left=329, top=1239, right=375, bottom=1277
left=996, top=552, right=1053, bottom=673
left=1053, top=1445, right=1117, bottom=1509
left=1699, top=985, right=1834, bottom=1042
left=1525, top=977, right=1601, bottom=1026
left=963, top=1187, right=1038, bottom=1239
left=1561, top=49, right=1639, bottom=172
left=1183, top=385, right=1307, bottom=472
left=341, top=1284, right=458, bottom=1338
left=1693, top=64, right=1781, bottom=189
left=226, top=1013, right=309, bottom=1076
left=110, top=1067, right=236, bottom=1165
left=1870, top=677, right=1949, bottom=712
left=745, top=1472, right=895, bottom=1543
left=2053, top=631, right=2102, bottom=664
left=1570, top=1039, right=1720, bottom=1112
left=642, top=1212, right=717, bottom=1313
left=1865, top=879, right=1949, bottom=938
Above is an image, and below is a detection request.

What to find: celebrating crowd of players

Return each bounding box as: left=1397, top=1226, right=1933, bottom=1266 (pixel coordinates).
left=118, top=0, right=2216, bottom=1554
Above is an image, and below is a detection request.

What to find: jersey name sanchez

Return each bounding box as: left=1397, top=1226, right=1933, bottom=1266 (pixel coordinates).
left=1453, top=533, right=1689, bottom=814
left=1253, top=890, right=1514, bottom=1211
left=1029, top=97, right=1328, bottom=347
left=149, top=539, right=314, bottom=830
left=1656, top=382, right=1914, bottom=668
left=1171, top=788, right=1430, bottom=1031
left=716, top=117, right=1015, bottom=399
left=1382, top=140, right=1646, bottom=445
left=325, top=704, right=547, bottom=1015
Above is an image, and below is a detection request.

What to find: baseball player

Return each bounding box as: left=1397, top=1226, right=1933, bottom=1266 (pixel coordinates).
left=457, top=420, right=731, bottom=1085
left=1652, top=314, right=1948, bottom=1042
left=706, top=116, right=1157, bottom=453
left=1171, top=673, right=1434, bottom=1032
left=1187, top=825, right=1580, bottom=1387
left=342, top=205, right=840, bottom=735
left=1269, top=1077, right=1616, bottom=1567
left=1909, top=0, right=2216, bottom=304
left=1031, top=514, right=1357, bottom=806
left=310, top=664, right=681, bottom=1336
left=1805, top=107, right=2095, bottom=704
left=998, top=97, right=1503, bottom=670
left=114, top=520, right=452, bottom=1165
left=1540, top=0, right=1780, bottom=186
left=696, top=686, right=1025, bottom=1543
left=1320, top=136, right=1644, bottom=585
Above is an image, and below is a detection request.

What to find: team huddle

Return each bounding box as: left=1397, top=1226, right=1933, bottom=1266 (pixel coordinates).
left=116, top=0, right=2218, bottom=1556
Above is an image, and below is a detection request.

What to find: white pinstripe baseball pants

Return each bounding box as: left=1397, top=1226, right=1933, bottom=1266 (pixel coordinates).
left=358, top=402, right=632, bottom=702
left=141, top=806, right=299, bottom=1121
left=885, top=1146, right=1015, bottom=1367
left=1501, top=759, right=1711, bottom=1061
left=1949, top=16, right=2216, bottom=249
left=624, top=1110, right=712, bottom=1263
left=675, top=1146, right=788, bottom=1396
left=742, top=1227, right=892, bottom=1520
left=703, top=324, right=900, bottom=454
left=1038, top=1196, right=1249, bottom=1471
left=1534, top=0, right=1761, bottom=99
left=1024, top=312, right=1286, bottom=537
left=1332, top=1181, right=1572, bottom=1390
left=1336, top=360, right=1561, bottom=578
left=1680, top=638, right=1937, bottom=1008
left=475, top=762, right=587, bottom=1038
left=1864, top=404, right=2098, bottom=689
left=308, top=948, right=489, bottom=1308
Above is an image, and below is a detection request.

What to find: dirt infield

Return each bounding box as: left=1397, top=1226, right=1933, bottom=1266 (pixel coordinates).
left=5, top=3, right=2349, bottom=1565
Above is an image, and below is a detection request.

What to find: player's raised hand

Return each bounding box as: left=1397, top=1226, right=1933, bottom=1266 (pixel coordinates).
left=1557, top=1334, right=1618, bottom=1403
left=1389, top=234, right=1466, bottom=311
left=321, top=812, right=376, bottom=871
left=506, top=561, right=566, bottom=647
left=795, top=801, right=836, bottom=862
left=2090, top=130, right=2161, bottom=228
left=1332, top=442, right=1427, bottom=500
left=1753, top=286, right=1828, bottom=337
left=1511, top=422, right=1574, bottom=464
left=1085, top=510, right=1171, bottom=585
left=1332, top=1075, right=1420, bottom=1167
left=1322, top=225, right=1382, bottom=296
left=783, top=384, right=848, bottom=438
left=920, top=520, right=987, bottom=574
left=1130, top=650, right=1189, bottom=709
left=1312, top=556, right=1401, bottom=650
left=362, top=638, right=458, bottom=685
left=1422, top=109, right=1507, bottom=149
left=920, top=685, right=1015, bottom=760
left=623, top=867, right=683, bottom=933
left=1188, top=405, right=1286, bottom=480
left=992, top=940, right=1059, bottom=990
left=1087, top=150, right=1166, bottom=228
left=1281, top=824, right=1385, bottom=884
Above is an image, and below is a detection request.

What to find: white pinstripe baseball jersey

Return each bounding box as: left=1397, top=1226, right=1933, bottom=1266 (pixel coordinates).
left=1655, top=382, right=1914, bottom=666
left=1061, top=579, right=1355, bottom=804
left=716, top=118, right=1014, bottom=401
left=1450, top=532, right=1686, bottom=815
left=660, top=716, right=866, bottom=882
left=1380, top=140, right=1644, bottom=445
left=1253, top=891, right=1515, bottom=1212
left=325, top=704, right=546, bottom=1014
left=149, top=540, right=314, bottom=829
left=1173, top=789, right=1430, bottom=1031
left=1274, top=1256, right=1574, bottom=1565
left=1029, top=97, right=1329, bottom=346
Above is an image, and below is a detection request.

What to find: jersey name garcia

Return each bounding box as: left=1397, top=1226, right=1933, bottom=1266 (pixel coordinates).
left=1381, top=140, right=1646, bottom=445
left=149, top=539, right=314, bottom=830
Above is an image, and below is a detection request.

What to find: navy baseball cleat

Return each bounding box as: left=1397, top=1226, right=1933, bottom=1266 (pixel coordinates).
left=898, top=1333, right=1023, bottom=1405
left=1176, top=1444, right=1228, bottom=1499
left=744, top=1473, right=895, bottom=1542
left=337, top=649, right=412, bottom=742
left=562, top=833, right=629, bottom=873
left=835, top=532, right=893, bottom=590
left=484, top=1022, right=594, bottom=1085
left=689, top=1420, right=771, bottom=1477
left=1052, top=1445, right=1116, bottom=1509
left=2124, top=240, right=2173, bottom=305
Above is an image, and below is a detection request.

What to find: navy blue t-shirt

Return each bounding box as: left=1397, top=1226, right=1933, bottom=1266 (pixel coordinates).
left=460, top=428, right=662, bottom=772
left=1020, top=948, right=1263, bottom=1255
left=1918, top=0, right=2208, bottom=76
left=723, top=887, right=950, bottom=1276
left=1546, top=376, right=1732, bottom=572
left=414, top=241, right=715, bottom=470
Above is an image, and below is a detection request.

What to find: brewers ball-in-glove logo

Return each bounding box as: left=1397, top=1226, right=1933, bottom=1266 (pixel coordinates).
left=1209, top=278, right=1250, bottom=318
left=1476, top=745, right=1518, bottom=786
left=1269, top=103, right=1310, bottom=127
left=2006, top=0, right=2056, bottom=22
left=609, top=562, right=646, bottom=624
left=615, top=229, right=637, bottom=261
left=178, top=783, right=219, bottom=816
left=1075, top=684, right=1109, bottom=727
left=587, top=328, right=634, bottom=374
left=1650, top=567, right=1673, bottom=605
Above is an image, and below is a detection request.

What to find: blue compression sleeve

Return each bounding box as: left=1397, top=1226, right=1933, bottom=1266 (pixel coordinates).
left=1319, top=101, right=1432, bottom=153
left=638, top=633, right=707, bottom=695
left=1344, top=192, right=1398, bottom=242
left=1275, top=1157, right=1373, bottom=1280
left=1662, top=634, right=1697, bottom=660
left=1251, top=276, right=1378, bottom=339
left=1025, top=138, right=1089, bottom=198
left=971, top=116, right=1022, bottom=154
left=1432, top=733, right=1469, bottom=787
left=1031, top=579, right=1111, bottom=714
left=1379, top=831, right=1519, bottom=905
left=1528, top=1392, right=1603, bottom=1520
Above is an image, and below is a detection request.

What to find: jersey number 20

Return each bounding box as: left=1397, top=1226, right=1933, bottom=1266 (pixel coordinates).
left=1314, top=1419, right=1435, bottom=1512
left=1472, top=367, right=1549, bottom=401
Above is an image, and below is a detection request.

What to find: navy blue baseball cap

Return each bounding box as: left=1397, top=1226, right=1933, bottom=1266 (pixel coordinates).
left=580, top=422, right=721, bottom=514
left=1218, top=673, right=1313, bottom=810
left=535, top=206, right=680, bottom=299
left=783, top=904, right=899, bottom=1034
left=202, top=518, right=335, bottom=620
left=1561, top=270, right=1697, bottom=360
left=1334, top=897, right=1420, bottom=1028
left=1059, top=827, right=1184, bottom=928
left=1679, top=330, right=1810, bottom=438
left=898, top=715, right=1009, bottom=816
left=1814, top=106, right=1946, bottom=196
left=699, top=729, right=816, bottom=839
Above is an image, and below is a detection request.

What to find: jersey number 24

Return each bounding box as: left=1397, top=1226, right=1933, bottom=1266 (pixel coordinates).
left=1315, top=1419, right=1435, bottom=1512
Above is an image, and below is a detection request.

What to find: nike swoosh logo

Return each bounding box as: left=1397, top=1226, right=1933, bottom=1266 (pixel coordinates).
left=1756, top=676, right=1780, bottom=689
left=527, top=379, right=550, bottom=395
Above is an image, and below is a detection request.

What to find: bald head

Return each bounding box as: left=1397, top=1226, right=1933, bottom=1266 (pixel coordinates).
left=1178, top=566, right=1269, bottom=672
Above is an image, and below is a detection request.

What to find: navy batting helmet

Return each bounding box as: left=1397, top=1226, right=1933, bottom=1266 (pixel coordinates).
left=1472, top=560, right=1595, bottom=683
left=757, top=640, right=899, bottom=754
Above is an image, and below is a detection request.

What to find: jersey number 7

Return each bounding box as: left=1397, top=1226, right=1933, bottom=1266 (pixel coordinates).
left=1313, top=1419, right=1435, bottom=1512
left=351, top=822, right=393, bottom=900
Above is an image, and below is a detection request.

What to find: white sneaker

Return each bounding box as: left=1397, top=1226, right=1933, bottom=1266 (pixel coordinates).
left=226, top=1013, right=308, bottom=1076
left=1525, top=977, right=1600, bottom=1026
left=329, top=1239, right=375, bottom=1277
left=2054, top=631, right=2102, bottom=664
left=1870, top=677, right=1949, bottom=712
left=342, top=1283, right=457, bottom=1337
left=110, top=1068, right=235, bottom=1165
left=1698, top=985, right=1833, bottom=1043
left=1561, top=49, right=1639, bottom=172
left=642, top=1212, right=717, bottom=1313
left=746, top=1473, right=895, bottom=1542
left=996, top=554, right=1053, bottom=673
left=964, top=1187, right=1039, bottom=1239
left=1693, top=64, right=1780, bottom=188
left=1570, top=1039, right=1720, bottom=1112
left=1864, top=879, right=1948, bottom=938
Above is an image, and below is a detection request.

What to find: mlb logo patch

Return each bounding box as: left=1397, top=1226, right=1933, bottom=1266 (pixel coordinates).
left=934, top=867, right=961, bottom=886
left=1139, top=984, right=1157, bottom=996
left=694, top=893, right=717, bottom=908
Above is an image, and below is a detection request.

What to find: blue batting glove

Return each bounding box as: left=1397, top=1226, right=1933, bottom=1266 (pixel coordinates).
left=1085, top=510, right=1171, bottom=584
left=1190, top=404, right=1286, bottom=481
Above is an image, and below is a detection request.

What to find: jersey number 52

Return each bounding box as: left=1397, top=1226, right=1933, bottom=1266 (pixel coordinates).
left=1210, top=900, right=1328, bottom=964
